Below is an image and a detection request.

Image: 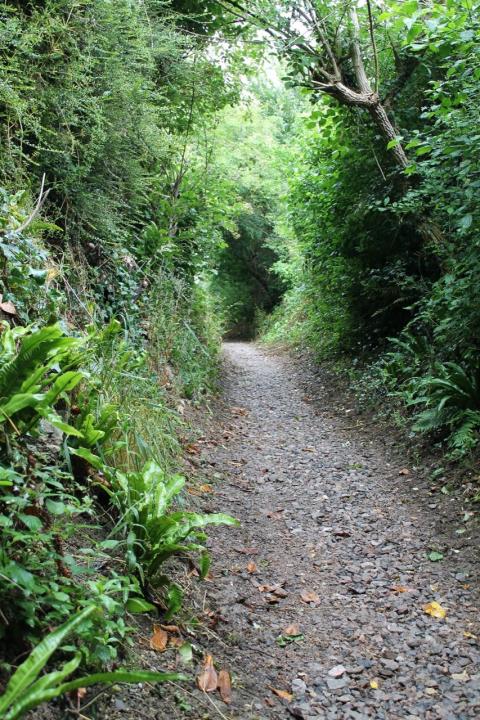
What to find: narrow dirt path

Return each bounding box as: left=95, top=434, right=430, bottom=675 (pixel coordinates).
left=190, top=342, right=480, bottom=719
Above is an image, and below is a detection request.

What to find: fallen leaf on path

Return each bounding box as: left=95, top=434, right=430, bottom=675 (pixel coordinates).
left=423, top=601, right=447, bottom=619
left=247, top=561, right=257, bottom=574
left=428, top=551, right=444, bottom=562
left=231, top=406, right=249, bottom=416
left=235, top=546, right=259, bottom=555
left=283, top=623, right=301, bottom=636
left=451, top=671, right=469, bottom=682
left=302, top=447, right=315, bottom=453
left=370, top=679, right=379, bottom=689
left=218, top=670, right=232, bottom=704
left=185, top=443, right=200, bottom=455
left=160, top=624, right=180, bottom=633
left=398, top=468, right=410, bottom=475
left=199, top=483, right=214, bottom=494
left=269, top=687, right=293, bottom=702
left=197, top=654, right=218, bottom=693
left=391, top=585, right=410, bottom=593
left=266, top=509, right=284, bottom=519
left=300, top=590, right=320, bottom=605
left=266, top=594, right=280, bottom=604
left=149, top=625, right=168, bottom=652
left=463, top=631, right=477, bottom=639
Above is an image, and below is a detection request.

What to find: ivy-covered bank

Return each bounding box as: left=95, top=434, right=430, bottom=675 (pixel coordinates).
left=0, top=0, right=242, bottom=714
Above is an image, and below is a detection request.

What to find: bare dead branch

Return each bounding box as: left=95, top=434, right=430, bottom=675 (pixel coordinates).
left=13, top=174, right=50, bottom=235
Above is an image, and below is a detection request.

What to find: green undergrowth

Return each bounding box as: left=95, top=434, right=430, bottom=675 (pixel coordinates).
left=261, top=2, right=480, bottom=464
left=0, top=273, right=234, bottom=716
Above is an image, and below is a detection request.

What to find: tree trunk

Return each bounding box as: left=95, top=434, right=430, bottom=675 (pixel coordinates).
left=368, top=102, right=409, bottom=170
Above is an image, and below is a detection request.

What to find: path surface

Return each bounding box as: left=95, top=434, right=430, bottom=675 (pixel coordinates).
left=191, top=343, right=480, bottom=719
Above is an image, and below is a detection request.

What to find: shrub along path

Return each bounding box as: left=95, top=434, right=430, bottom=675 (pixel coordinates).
left=176, top=342, right=480, bottom=719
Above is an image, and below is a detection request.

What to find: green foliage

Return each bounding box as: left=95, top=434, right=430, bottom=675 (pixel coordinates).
left=0, top=606, right=182, bottom=720
left=401, top=362, right=480, bottom=457
left=260, top=1, right=480, bottom=456
left=0, top=323, right=84, bottom=438
left=209, top=97, right=293, bottom=337
left=111, top=460, right=239, bottom=583
left=0, top=188, right=63, bottom=323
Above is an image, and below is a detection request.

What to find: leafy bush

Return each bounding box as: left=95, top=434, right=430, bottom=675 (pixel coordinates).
left=111, top=460, right=239, bottom=590
left=0, top=606, right=181, bottom=720
left=404, top=362, right=480, bottom=457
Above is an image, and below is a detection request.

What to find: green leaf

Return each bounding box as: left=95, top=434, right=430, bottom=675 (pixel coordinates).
left=39, top=410, right=84, bottom=437
left=6, top=670, right=184, bottom=719
left=459, top=214, right=473, bottom=231
left=387, top=137, right=402, bottom=150
left=165, top=583, right=183, bottom=620
left=199, top=551, right=211, bottom=579
left=18, top=514, right=43, bottom=531
left=69, top=446, right=105, bottom=470
left=178, top=642, right=193, bottom=664
left=45, top=499, right=65, bottom=515
left=125, top=597, right=157, bottom=614
left=428, top=551, right=444, bottom=562
left=415, top=145, right=432, bottom=156
left=0, top=606, right=96, bottom=717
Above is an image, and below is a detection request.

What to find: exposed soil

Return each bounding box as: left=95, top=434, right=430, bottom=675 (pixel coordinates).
left=40, top=342, right=480, bottom=719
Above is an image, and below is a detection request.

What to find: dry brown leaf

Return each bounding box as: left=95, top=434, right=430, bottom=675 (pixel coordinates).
left=269, top=687, right=293, bottom=702
left=266, top=509, right=284, bottom=519
left=186, top=443, right=200, bottom=455
left=300, top=590, right=320, bottom=605
left=398, top=468, right=410, bottom=476
left=0, top=300, right=16, bottom=315
left=231, top=406, right=248, bottom=416
left=265, top=594, right=280, bottom=604
left=169, top=636, right=184, bottom=648
left=391, top=585, right=410, bottom=593
left=149, top=624, right=168, bottom=652
left=197, top=654, right=218, bottom=693
left=247, top=561, right=257, bottom=574
left=283, top=623, right=301, bottom=636
left=235, top=546, right=259, bottom=555
left=199, top=483, right=214, bottom=493
left=160, top=624, right=180, bottom=633
left=218, top=669, right=232, bottom=704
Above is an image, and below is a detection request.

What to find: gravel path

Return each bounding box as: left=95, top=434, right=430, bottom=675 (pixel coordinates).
left=191, top=342, right=480, bottom=719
